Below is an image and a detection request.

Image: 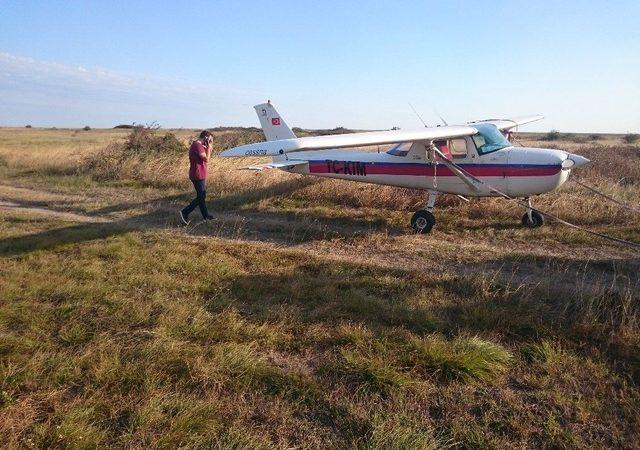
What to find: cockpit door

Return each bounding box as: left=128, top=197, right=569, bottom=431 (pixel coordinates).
left=472, top=139, right=509, bottom=194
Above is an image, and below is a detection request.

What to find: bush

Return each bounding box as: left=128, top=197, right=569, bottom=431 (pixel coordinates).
left=622, top=133, right=639, bottom=144
left=544, top=129, right=560, bottom=141
left=114, top=124, right=135, bottom=129
left=210, top=126, right=261, bottom=133
left=315, top=127, right=356, bottom=136
left=83, top=126, right=187, bottom=184
left=211, top=130, right=264, bottom=154
left=589, top=134, right=601, bottom=141
left=83, top=126, right=91, bottom=131
left=122, top=126, right=185, bottom=156
left=25, top=124, right=32, bottom=128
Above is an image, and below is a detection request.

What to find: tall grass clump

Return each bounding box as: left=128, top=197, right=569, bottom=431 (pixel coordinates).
left=521, top=340, right=563, bottom=363
left=544, top=130, right=561, bottom=141
left=323, top=349, right=416, bottom=395
left=403, top=335, right=513, bottom=383
left=209, top=130, right=265, bottom=154
left=572, top=144, right=640, bottom=183
left=622, top=133, right=639, bottom=144
left=83, top=126, right=187, bottom=185
left=366, top=415, right=445, bottom=450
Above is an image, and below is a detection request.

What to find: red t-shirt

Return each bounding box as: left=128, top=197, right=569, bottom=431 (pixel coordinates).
left=188, top=140, right=208, bottom=181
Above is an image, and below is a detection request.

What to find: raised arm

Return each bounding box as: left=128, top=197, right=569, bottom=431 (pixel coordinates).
left=196, top=140, right=209, bottom=162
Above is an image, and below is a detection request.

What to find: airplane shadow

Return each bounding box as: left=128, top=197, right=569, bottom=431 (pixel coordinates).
left=3, top=180, right=637, bottom=380
left=211, top=258, right=639, bottom=381
left=0, top=179, right=403, bottom=257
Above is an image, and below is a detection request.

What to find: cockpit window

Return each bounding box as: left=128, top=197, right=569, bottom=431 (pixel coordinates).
left=472, top=124, right=511, bottom=155
left=387, top=142, right=411, bottom=156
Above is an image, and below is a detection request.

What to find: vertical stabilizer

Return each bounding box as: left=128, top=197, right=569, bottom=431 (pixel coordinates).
left=254, top=101, right=296, bottom=141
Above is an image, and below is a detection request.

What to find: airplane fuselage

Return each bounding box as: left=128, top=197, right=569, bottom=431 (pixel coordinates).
left=279, top=146, right=575, bottom=198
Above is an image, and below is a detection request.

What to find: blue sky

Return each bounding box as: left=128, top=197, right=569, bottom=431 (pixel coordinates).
left=1, top=0, right=638, bottom=132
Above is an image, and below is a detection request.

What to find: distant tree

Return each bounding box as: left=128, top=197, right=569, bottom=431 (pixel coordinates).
left=545, top=129, right=561, bottom=141
left=571, top=135, right=587, bottom=144
left=83, top=126, right=91, bottom=131
left=622, top=133, right=639, bottom=144
left=25, top=124, right=32, bottom=128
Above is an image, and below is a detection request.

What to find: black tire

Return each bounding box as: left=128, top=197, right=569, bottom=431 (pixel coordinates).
left=521, top=211, right=544, bottom=228
left=411, top=209, right=436, bottom=234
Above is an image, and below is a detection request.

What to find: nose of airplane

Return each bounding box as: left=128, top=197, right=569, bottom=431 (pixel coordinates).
left=561, top=153, right=591, bottom=169
left=569, top=154, right=590, bottom=168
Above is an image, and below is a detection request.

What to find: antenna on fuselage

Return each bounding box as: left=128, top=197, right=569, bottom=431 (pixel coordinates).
left=408, top=103, right=429, bottom=128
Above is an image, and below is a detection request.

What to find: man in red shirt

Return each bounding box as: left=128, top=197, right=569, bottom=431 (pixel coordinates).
left=179, top=130, right=214, bottom=224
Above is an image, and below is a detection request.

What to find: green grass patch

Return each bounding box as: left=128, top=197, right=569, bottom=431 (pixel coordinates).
left=0, top=224, right=638, bottom=447
left=402, top=335, right=513, bottom=383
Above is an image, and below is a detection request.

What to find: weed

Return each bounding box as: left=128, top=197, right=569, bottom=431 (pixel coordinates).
left=544, top=130, right=561, bottom=141
left=623, top=133, right=639, bottom=144
left=0, top=127, right=638, bottom=447
left=403, top=335, right=513, bottom=383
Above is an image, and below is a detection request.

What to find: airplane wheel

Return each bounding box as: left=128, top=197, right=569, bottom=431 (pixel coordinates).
left=411, top=209, right=436, bottom=234
left=521, top=211, right=544, bottom=228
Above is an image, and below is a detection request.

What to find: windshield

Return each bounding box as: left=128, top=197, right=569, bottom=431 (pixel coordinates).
left=471, top=123, right=511, bottom=155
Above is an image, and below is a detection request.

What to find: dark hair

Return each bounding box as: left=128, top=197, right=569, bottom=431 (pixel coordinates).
left=199, top=130, right=213, bottom=139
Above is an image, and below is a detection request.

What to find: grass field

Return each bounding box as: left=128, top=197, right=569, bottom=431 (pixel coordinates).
left=0, top=127, right=639, bottom=448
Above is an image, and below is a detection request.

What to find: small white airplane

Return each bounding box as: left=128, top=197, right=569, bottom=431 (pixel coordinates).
left=220, top=101, right=590, bottom=233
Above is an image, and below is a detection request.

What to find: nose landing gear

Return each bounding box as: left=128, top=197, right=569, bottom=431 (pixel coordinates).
left=521, top=197, right=545, bottom=228
left=411, top=190, right=437, bottom=234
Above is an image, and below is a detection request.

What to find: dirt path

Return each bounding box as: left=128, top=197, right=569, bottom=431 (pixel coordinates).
left=0, top=199, right=112, bottom=223
left=1, top=182, right=637, bottom=293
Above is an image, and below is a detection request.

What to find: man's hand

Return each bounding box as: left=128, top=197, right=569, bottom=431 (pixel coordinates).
left=202, top=137, right=212, bottom=162
left=199, top=138, right=212, bottom=162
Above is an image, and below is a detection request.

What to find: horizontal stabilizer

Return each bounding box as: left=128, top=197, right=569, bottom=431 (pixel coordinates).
left=240, top=160, right=308, bottom=172
left=220, top=125, right=477, bottom=157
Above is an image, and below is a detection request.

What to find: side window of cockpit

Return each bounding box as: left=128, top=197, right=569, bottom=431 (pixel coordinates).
left=449, top=138, right=468, bottom=159
left=472, top=134, right=486, bottom=151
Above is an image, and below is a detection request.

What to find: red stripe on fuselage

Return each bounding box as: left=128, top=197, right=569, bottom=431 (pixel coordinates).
left=308, top=161, right=560, bottom=177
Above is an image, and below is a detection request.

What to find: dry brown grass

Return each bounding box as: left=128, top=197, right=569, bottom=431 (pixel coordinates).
left=0, top=127, right=639, bottom=448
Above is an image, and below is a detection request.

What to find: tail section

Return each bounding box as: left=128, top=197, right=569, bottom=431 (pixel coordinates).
left=254, top=101, right=296, bottom=141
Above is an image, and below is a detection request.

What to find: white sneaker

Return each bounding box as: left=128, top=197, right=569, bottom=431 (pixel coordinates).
left=179, top=211, right=189, bottom=225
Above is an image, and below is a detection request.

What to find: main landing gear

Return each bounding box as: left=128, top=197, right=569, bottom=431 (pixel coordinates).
left=521, top=197, right=545, bottom=228
left=411, top=194, right=546, bottom=233
left=411, top=190, right=437, bottom=234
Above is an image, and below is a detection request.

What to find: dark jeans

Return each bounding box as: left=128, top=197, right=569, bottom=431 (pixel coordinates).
left=181, top=179, right=209, bottom=219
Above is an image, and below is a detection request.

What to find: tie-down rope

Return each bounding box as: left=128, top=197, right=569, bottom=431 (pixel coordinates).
left=433, top=154, right=640, bottom=250
left=570, top=178, right=640, bottom=215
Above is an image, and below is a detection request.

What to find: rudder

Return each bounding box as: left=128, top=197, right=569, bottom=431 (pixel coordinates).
left=254, top=101, right=296, bottom=141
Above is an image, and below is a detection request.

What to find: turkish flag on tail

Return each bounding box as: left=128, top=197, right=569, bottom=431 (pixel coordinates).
left=271, top=117, right=281, bottom=126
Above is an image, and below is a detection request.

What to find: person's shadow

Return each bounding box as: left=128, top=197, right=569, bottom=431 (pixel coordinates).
left=0, top=178, right=403, bottom=257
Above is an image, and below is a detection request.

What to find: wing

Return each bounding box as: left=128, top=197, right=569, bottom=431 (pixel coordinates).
left=220, top=125, right=477, bottom=157
left=469, top=115, right=544, bottom=131
left=240, top=160, right=308, bottom=172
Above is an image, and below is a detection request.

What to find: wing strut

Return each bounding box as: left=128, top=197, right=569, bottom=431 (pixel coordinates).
left=429, top=144, right=481, bottom=193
